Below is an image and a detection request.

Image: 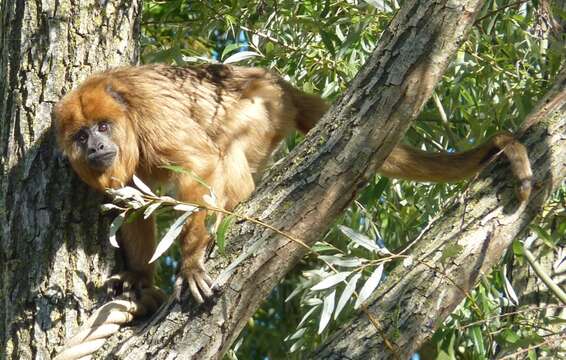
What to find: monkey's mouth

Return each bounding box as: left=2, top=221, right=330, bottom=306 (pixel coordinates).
left=87, top=150, right=117, bottom=170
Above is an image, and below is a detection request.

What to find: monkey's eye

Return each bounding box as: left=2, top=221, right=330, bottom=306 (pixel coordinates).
left=98, top=122, right=109, bottom=132
left=76, top=130, right=88, bottom=144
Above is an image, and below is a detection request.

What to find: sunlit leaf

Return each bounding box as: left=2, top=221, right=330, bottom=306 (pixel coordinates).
left=304, top=298, right=323, bottom=306
left=338, top=225, right=380, bottom=252
left=143, top=202, right=162, bottom=219
left=286, top=283, right=307, bottom=303
left=289, top=338, right=304, bottom=353
left=173, top=203, right=199, bottom=212
left=471, top=326, right=486, bottom=355
left=132, top=175, right=156, bottom=197
left=101, top=203, right=123, bottom=212
left=335, top=273, right=361, bottom=320
left=109, top=212, right=126, bottom=248
left=216, top=215, right=234, bottom=255
left=311, top=272, right=350, bottom=291
left=502, top=267, right=519, bottom=305
left=318, top=290, right=335, bottom=334
left=354, top=264, right=384, bottom=309
left=223, top=51, right=260, bottom=64
left=149, top=211, right=192, bottom=263
left=319, top=255, right=363, bottom=268
left=288, top=327, right=306, bottom=341
left=298, top=305, right=320, bottom=328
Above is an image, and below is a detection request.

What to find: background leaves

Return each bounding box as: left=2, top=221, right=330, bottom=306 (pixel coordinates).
left=141, top=1, right=565, bottom=358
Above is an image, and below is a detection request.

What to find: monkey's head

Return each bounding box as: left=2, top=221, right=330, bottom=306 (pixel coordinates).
left=54, top=75, right=139, bottom=191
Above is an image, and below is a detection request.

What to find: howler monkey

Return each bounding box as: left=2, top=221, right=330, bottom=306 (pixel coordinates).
left=53, top=64, right=532, bottom=304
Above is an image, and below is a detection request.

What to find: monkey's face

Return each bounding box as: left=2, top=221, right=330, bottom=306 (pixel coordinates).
left=54, top=77, right=139, bottom=191
left=73, top=121, right=118, bottom=171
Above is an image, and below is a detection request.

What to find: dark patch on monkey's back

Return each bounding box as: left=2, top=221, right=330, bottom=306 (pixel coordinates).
left=155, top=64, right=270, bottom=92
left=156, top=64, right=233, bottom=87
left=155, top=66, right=195, bottom=82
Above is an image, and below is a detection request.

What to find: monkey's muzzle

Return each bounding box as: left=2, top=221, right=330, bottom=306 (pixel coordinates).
left=87, top=150, right=117, bottom=170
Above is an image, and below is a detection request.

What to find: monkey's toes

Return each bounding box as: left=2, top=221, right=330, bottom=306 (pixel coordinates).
left=105, top=271, right=152, bottom=299
left=135, top=287, right=168, bottom=316
left=180, top=264, right=215, bottom=304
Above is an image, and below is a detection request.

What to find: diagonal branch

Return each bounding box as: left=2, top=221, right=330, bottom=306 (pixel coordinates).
left=96, top=1, right=488, bottom=359
left=314, top=67, right=566, bottom=359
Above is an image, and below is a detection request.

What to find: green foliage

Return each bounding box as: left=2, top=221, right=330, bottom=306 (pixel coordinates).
left=142, top=0, right=565, bottom=358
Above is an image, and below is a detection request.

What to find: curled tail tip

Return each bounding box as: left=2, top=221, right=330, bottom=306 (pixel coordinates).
left=517, top=178, right=533, bottom=202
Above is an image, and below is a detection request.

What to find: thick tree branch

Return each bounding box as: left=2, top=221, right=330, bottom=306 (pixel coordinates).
left=314, top=67, right=566, bottom=359
left=96, top=1, right=488, bottom=359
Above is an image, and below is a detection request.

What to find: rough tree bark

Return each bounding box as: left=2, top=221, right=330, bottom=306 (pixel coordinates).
left=314, top=68, right=566, bottom=359
left=2, top=0, right=560, bottom=359
left=0, top=1, right=141, bottom=358
left=92, top=1, right=498, bottom=359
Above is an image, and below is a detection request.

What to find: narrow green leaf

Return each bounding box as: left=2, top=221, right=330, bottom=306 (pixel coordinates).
left=143, top=202, right=162, bottom=219
left=132, top=175, right=156, bottom=197
left=216, top=215, right=234, bottom=255
left=338, top=225, right=380, bottom=252
left=311, top=272, right=350, bottom=291
left=318, top=290, right=335, bottom=334
left=335, top=273, right=361, bottom=320
left=471, top=326, right=486, bottom=355
left=298, top=305, right=319, bottom=328
left=149, top=211, right=193, bottom=263
left=108, top=211, right=126, bottom=248
left=354, top=264, right=384, bottom=309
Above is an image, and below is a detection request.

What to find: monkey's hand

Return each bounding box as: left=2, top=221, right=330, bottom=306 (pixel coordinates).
left=106, top=271, right=153, bottom=299
left=179, top=258, right=214, bottom=304
left=105, top=271, right=167, bottom=315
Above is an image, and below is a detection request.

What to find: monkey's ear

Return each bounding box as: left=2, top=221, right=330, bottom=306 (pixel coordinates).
left=105, top=83, right=128, bottom=107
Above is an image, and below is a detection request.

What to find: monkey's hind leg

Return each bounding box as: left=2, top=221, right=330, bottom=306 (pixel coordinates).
left=106, top=216, right=166, bottom=311
left=176, top=149, right=255, bottom=303
left=179, top=210, right=215, bottom=303
left=176, top=174, right=219, bottom=303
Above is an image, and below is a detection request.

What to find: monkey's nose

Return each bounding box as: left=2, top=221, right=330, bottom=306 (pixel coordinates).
left=88, top=143, right=105, bottom=154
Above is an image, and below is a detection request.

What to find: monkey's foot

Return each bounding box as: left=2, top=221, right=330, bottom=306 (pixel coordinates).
left=179, top=261, right=214, bottom=304
left=106, top=271, right=153, bottom=299
left=134, top=287, right=168, bottom=316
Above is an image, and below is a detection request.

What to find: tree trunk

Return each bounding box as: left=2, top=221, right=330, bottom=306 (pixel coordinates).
left=92, top=1, right=488, bottom=359
left=0, top=1, right=141, bottom=358
left=313, top=68, right=566, bottom=359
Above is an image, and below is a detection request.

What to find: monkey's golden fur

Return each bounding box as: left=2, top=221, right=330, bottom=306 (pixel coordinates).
left=54, top=64, right=532, bottom=303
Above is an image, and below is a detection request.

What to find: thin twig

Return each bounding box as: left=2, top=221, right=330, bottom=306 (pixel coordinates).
left=497, top=333, right=566, bottom=360
left=523, top=245, right=566, bottom=305
left=458, top=305, right=566, bottom=330
left=432, top=92, right=460, bottom=149
left=474, top=0, right=529, bottom=25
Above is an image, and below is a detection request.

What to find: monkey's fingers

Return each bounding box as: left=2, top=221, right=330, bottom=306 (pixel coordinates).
left=181, top=264, right=215, bottom=303
left=203, top=272, right=216, bottom=289
left=195, top=273, right=214, bottom=298
left=105, top=271, right=151, bottom=299
left=106, top=274, right=126, bottom=298
left=187, top=275, right=205, bottom=304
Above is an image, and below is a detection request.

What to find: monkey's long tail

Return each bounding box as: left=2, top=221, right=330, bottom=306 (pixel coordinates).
left=379, top=132, right=533, bottom=201
left=285, top=84, right=532, bottom=201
